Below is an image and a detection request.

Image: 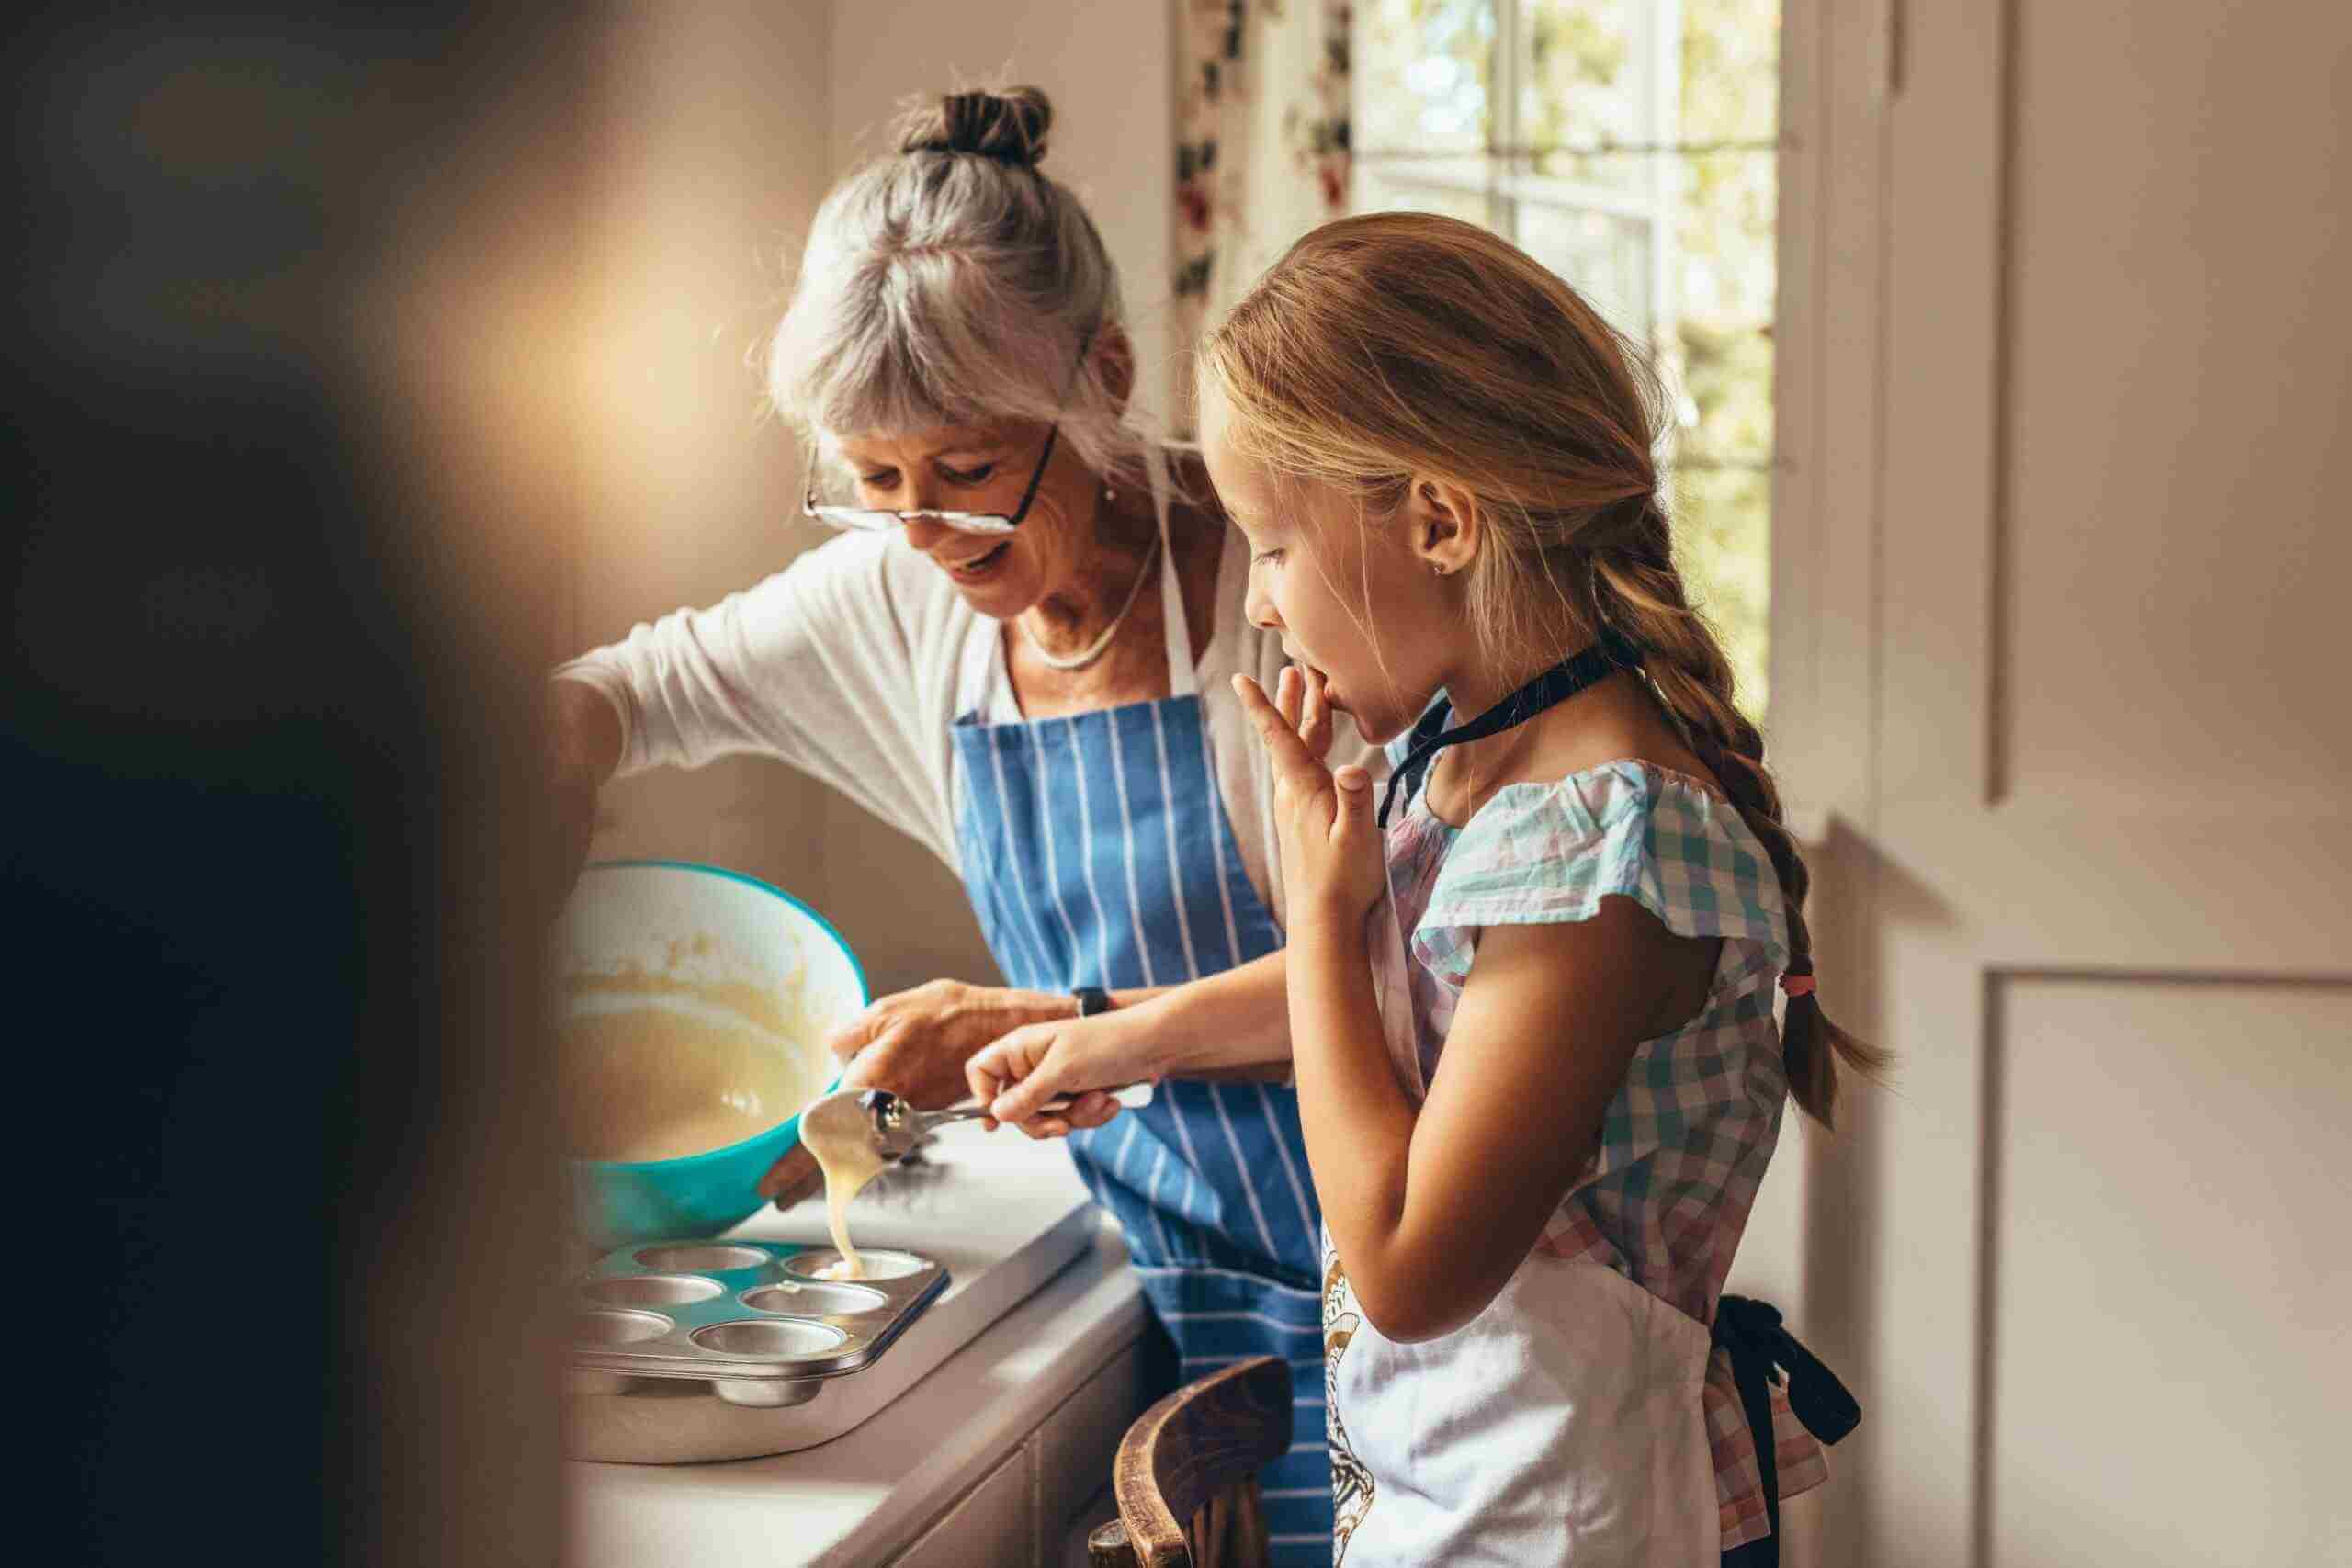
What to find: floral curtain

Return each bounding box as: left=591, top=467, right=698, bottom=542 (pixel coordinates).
left=1171, top=1, right=1353, bottom=427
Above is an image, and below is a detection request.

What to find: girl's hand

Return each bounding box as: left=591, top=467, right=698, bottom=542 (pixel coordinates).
left=755, top=980, right=1080, bottom=1203
left=966, top=1010, right=1146, bottom=1139
left=1233, top=666, right=1385, bottom=933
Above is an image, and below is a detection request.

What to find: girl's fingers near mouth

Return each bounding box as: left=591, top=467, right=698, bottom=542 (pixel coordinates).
left=1231, top=674, right=1316, bottom=775
left=1301, top=667, right=1330, bottom=753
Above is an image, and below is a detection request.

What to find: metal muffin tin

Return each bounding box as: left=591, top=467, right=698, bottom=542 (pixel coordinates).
left=568, top=1241, right=947, bottom=1409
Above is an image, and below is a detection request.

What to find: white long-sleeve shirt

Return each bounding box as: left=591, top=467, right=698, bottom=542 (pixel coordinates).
left=555, top=524, right=1365, bottom=931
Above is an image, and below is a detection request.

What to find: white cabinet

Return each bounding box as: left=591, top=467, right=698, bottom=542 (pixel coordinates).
left=885, top=1341, right=1149, bottom=1568
left=887, top=1447, right=1033, bottom=1568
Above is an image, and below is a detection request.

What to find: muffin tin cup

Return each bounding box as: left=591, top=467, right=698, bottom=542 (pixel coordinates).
left=740, top=1280, right=888, bottom=1315
left=566, top=1240, right=946, bottom=1389
left=782, top=1247, right=926, bottom=1280
left=582, top=1273, right=726, bottom=1309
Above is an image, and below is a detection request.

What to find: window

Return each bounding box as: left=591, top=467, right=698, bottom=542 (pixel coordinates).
left=1354, top=0, right=1781, bottom=715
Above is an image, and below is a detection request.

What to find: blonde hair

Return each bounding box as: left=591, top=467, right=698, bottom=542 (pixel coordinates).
left=767, top=86, right=1159, bottom=489
left=1201, top=211, right=1884, bottom=1126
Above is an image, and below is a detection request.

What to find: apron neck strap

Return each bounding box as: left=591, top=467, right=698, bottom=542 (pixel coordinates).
left=1377, top=626, right=1645, bottom=829
left=1147, top=448, right=1195, bottom=698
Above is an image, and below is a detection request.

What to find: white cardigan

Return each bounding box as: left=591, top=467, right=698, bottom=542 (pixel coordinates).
left=556, top=523, right=1367, bottom=931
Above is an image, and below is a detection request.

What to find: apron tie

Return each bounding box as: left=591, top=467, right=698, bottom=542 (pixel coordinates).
left=1376, top=626, right=1645, bottom=829
left=1712, top=1294, right=1862, bottom=1564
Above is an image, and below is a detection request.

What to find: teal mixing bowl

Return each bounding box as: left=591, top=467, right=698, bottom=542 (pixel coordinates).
left=556, top=860, right=868, bottom=1247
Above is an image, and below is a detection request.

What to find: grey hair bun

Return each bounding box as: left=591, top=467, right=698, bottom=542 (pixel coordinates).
left=894, top=86, right=1052, bottom=168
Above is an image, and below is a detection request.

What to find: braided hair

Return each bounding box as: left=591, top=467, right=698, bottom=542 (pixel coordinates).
left=1203, top=211, right=1888, bottom=1125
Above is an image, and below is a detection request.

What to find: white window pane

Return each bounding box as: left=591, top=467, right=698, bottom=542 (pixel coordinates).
left=1676, top=151, right=1775, bottom=327
left=1668, top=149, right=1775, bottom=467
left=1669, top=315, right=1772, bottom=466
left=1358, top=0, right=1496, bottom=153
left=1515, top=201, right=1653, bottom=344
left=1669, top=463, right=1771, bottom=715
left=1667, top=140, right=1776, bottom=717
left=1680, top=0, right=1780, bottom=144
left=1519, top=0, right=1650, bottom=191
left=1355, top=173, right=1496, bottom=230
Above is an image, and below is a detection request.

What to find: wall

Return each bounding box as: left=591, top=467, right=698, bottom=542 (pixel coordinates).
left=576, top=0, right=835, bottom=913
left=578, top=0, right=1176, bottom=998
left=825, top=2, right=1178, bottom=422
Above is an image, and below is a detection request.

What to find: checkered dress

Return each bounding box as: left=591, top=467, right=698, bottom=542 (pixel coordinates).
left=1371, top=755, right=1827, bottom=1554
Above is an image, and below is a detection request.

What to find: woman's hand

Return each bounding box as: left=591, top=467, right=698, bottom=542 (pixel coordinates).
left=1233, top=665, right=1385, bottom=934
left=966, top=1009, right=1154, bottom=1139
left=755, top=980, right=1082, bottom=1205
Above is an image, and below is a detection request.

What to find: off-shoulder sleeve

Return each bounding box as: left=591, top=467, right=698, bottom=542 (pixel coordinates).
left=1410, top=762, right=1793, bottom=993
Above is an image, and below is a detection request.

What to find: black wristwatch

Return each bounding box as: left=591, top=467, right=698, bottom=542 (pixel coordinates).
left=1072, top=986, right=1114, bottom=1019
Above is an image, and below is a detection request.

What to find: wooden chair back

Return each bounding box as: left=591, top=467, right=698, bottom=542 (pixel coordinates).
left=1084, top=1353, right=1294, bottom=1568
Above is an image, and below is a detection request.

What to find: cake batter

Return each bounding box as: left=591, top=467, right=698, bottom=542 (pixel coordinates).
left=792, top=1089, right=888, bottom=1279
left=560, top=961, right=822, bottom=1163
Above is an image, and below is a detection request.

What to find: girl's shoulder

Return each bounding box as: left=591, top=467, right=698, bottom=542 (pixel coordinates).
left=1411, top=758, right=1792, bottom=974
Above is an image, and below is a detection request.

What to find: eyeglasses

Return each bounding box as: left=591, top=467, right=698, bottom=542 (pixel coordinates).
left=801, top=425, right=1059, bottom=537
left=801, top=326, right=1097, bottom=536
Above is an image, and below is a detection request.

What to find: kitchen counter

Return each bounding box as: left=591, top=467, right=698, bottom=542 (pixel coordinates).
left=564, top=1129, right=1152, bottom=1567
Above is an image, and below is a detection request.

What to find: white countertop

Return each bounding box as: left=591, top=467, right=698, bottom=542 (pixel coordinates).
left=563, top=1131, right=1149, bottom=1567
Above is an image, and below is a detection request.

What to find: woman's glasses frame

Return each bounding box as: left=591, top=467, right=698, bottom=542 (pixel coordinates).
left=801, top=426, right=1057, bottom=537
left=801, top=328, right=1095, bottom=537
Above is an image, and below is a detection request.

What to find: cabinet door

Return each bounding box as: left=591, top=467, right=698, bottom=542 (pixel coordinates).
left=888, top=1443, right=1035, bottom=1568
left=1786, top=3, right=2352, bottom=1566
left=1035, top=1341, right=1150, bottom=1547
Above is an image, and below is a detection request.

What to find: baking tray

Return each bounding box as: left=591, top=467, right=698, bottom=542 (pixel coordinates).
left=567, top=1240, right=946, bottom=1410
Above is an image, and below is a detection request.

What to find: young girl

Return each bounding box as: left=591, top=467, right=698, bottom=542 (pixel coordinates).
left=1194, top=212, right=1875, bottom=1565
left=967, top=210, right=1875, bottom=1564
left=975, top=211, right=1870, bottom=1562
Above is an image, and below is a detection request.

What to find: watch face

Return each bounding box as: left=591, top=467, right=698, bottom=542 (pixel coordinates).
left=1075, top=987, right=1112, bottom=1017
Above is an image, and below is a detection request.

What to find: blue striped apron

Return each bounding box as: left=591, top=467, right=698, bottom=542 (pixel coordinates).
left=950, top=532, right=1333, bottom=1564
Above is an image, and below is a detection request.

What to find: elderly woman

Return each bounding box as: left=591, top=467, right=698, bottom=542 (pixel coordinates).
left=547, top=88, right=1344, bottom=1561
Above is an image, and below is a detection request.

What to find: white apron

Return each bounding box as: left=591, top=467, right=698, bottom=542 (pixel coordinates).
left=1322, top=1238, right=1718, bottom=1567
left=1320, top=844, right=1720, bottom=1567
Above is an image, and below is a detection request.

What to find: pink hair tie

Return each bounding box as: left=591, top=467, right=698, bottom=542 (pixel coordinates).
left=1780, top=972, right=1817, bottom=998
